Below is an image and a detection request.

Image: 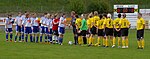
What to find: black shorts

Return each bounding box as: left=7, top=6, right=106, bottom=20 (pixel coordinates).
left=86, top=29, right=90, bottom=35
left=73, top=27, right=77, bottom=34
left=121, top=28, right=129, bottom=36
left=114, top=28, right=121, bottom=37
left=105, top=28, right=113, bottom=36
left=137, top=29, right=144, bottom=40
left=53, top=30, right=59, bottom=36
left=90, top=26, right=97, bottom=35
left=81, top=30, right=87, bottom=36
left=98, top=29, right=104, bottom=36
left=77, top=29, right=82, bottom=36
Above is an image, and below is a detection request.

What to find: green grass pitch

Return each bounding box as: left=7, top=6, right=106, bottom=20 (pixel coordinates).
left=0, top=29, right=149, bottom=59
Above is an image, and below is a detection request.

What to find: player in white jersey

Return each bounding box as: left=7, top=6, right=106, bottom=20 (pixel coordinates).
left=46, top=14, right=53, bottom=43
left=31, top=13, right=40, bottom=43
left=43, top=14, right=49, bottom=43
left=58, top=14, right=66, bottom=45
left=14, top=12, right=22, bottom=42
left=40, top=13, right=47, bottom=42
left=4, top=15, right=14, bottom=42
left=22, top=14, right=32, bottom=42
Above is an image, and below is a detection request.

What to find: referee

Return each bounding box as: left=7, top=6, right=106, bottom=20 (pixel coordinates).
left=136, top=13, right=145, bottom=49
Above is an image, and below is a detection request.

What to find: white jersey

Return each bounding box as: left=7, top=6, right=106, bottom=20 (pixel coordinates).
left=43, top=18, right=48, bottom=27
left=15, top=16, right=22, bottom=26
left=58, top=17, right=66, bottom=27
left=31, top=17, right=39, bottom=26
left=21, top=15, right=26, bottom=26
left=22, top=17, right=32, bottom=27
left=40, top=16, right=46, bottom=26
left=46, top=18, right=53, bottom=29
left=5, top=18, right=14, bottom=28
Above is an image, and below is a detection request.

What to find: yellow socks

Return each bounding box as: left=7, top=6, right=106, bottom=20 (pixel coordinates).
left=122, top=39, right=125, bottom=47
left=118, top=38, right=120, bottom=46
left=97, top=37, right=100, bottom=44
left=126, top=38, right=128, bottom=46
left=113, top=37, right=116, bottom=45
left=89, top=36, right=92, bottom=44
left=141, top=39, right=144, bottom=48
left=137, top=41, right=141, bottom=48
left=78, top=36, right=82, bottom=45
left=106, top=39, right=108, bottom=46
left=103, top=38, right=105, bottom=46
left=92, top=37, right=95, bottom=45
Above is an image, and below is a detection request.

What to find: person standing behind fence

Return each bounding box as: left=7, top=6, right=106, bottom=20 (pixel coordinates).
left=4, top=15, right=14, bottom=42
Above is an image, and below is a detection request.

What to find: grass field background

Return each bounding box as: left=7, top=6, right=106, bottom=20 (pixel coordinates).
left=0, top=29, right=150, bottom=59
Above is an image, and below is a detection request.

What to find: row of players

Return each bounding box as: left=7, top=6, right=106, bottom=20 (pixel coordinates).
left=4, top=12, right=66, bottom=45
left=71, top=11, right=145, bottom=49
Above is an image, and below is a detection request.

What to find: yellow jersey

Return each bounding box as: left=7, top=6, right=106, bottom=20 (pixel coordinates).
left=91, top=16, right=100, bottom=26
left=87, top=18, right=92, bottom=28
left=119, top=18, right=130, bottom=28
left=97, top=19, right=105, bottom=29
left=137, top=17, right=145, bottom=30
left=75, top=18, right=82, bottom=29
left=104, top=18, right=113, bottom=28
left=113, top=18, right=121, bottom=28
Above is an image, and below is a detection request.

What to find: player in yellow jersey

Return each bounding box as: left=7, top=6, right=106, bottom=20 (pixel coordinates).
left=95, top=14, right=105, bottom=46
left=136, top=13, right=145, bottom=49
left=87, top=13, right=93, bottom=45
left=112, top=14, right=121, bottom=48
left=75, top=15, right=82, bottom=45
left=119, top=13, right=130, bottom=48
left=104, top=13, right=114, bottom=48
left=89, top=11, right=100, bottom=46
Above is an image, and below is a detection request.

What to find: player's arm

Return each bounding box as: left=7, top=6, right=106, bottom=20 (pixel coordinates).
left=142, top=19, right=145, bottom=29
left=4, top=19, right=8, bottom=29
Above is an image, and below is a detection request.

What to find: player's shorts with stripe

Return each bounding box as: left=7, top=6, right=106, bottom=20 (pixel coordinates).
left=81, top=30, right=87, bottom=36
left=121, top=28, right=129, bottom=36
left=40, top=26, right=45, bottom=34
left=98, top=29, right=104, bottom=36
left=33, top=26, right=39, bottom=33
left=58, top=27, right=65, bottom=34
left=90, top=26, right=97, bottom=35
left=25, top=27, right=32, bottom=34
left=114, top=28, right=121, bottom=37
left=137, top=29, right=144, bottom=40
left=105, top=28, right=113, bottom=36
left=16, top=25, right=21, bottom=32
left=6, top=28, right=12, bottom=32
left=21, top=25, right=24, bottom=33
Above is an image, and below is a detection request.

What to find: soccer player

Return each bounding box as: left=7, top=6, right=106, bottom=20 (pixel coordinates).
left=22, top=14, right=32, bottom=42
left=14, top=12, right=22, bottom=42
left=75, top=15, right=82, bottom=45
left=71, top=11, right=78, bottom=45
left=46, top=14, right=53, bottom=44
left=104, top=13, right=114, bottom=47
left=31, top=13, right=40, bottom=43
left=102, top=14, right=107, bottom=47
left=136, top=13, right=145, bottom=49
left=119, top=13, right=130, bottom=48
left=112, top=13, right=121, bottom=48
left=87, top=13, right=93, bottom=45
left=58, top=13, right=66, bottom=45
left=4, top=14, right=14, bottom=42
left=95, top=14, right=105, bottom=46
left=52, top=14, right=59, bottom=44
left=40, top=13, right=47, bottom=42
left=43, top=14, right=49, bottom=43
left=80, top=14, right=88, bottom=45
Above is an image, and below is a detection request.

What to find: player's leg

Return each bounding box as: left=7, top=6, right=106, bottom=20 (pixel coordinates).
left=21, top=25, right=24, bottom=42
left=125, top=28, right=129, bottom=48
left=18, top=26, right=22, bottom=42
left=95, top=29, right=101, bottom=46
left=25, top=27, right=28, bottom=42
left=5, top=28, right=9, bottom=41
left=9, top=28, right=13, bottom=42
left=29, top=27, right=32, bottom=42
left=82, top=30, right=87, bottom=45
left=137, top=30, right=141, bottom=49
left=40, top=26, right=44, bottom=42
left=73, top=27, right=78, bottom=45
left=14, top=25, right=19, bottom=42
left=141, top=29, right=144, bottom=49
left=117, top=30, right=121, bottom=48
left=105, top=28, right=109, bottom=47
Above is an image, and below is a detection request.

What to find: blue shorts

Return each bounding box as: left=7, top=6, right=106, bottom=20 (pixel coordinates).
left=21, top=25, right=24, bottom=33
left=40, top=26, right=45, bottom=34
left=6, top=28, right=12, bottom=32
left=25, top=27, right=32, bottom=34
left=33, top=26, right=39, bottom=33
left=45, top=27, right=48, bottom=34
left=58, top=27, right=65, bottom=34
left=16, top=25, right=21, bottom=32
left=47, top=29, right=53, bottom=34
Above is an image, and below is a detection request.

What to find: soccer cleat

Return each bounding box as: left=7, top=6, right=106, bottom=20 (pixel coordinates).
left=141, top=47, right=144, bottom=49
left=95, top=43, right=101, bottom=46
left=10, top=40, right=12, bottom=42
left=14, top=41, right=17, bottom=43
left=137, top=47, right=141, bottom=49
left=122, top=46, right=126, bottom=48
left=105, top=46, right=109, bottom=48
left=112, top=45, right=115, bottom=48
left=6, top=40, right=8, bottom=42
left=118, top=46, right=121, bottom=48
left=125, top=46, right=128, bottom=48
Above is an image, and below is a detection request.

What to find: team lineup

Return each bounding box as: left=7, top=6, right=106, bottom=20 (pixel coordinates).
left=4, top=11, right=145, bottom=49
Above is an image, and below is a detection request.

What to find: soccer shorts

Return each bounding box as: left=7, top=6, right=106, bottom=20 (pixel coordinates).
left=121, top=28, right=129, bottom=36
left=90, top=26, right=97, bottom=35
left=33, top=26, right=39, bottom=33
left=105, top=28, right=113, bottom=36
left=81, top=30, right=87, bottom=36
left=77, top=29, right=82, bottom=36
left=58, top=27, right=65, bottom=34
left=137, top=29, right=144, bottom=40
left=98, top=29, right=104, bottom=36
left=16, top=25, right=21, bottom=32
left=25, top=27, right=32, bottom=34
left=114, top=28, right=121, bottom=37
left=21, top=25, right=24, bottom=33
left=6, top=28, right=12, bottom=32
left=53, top=30, right=59, bottom=36
left=40, top=26, right=45, bottom=34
